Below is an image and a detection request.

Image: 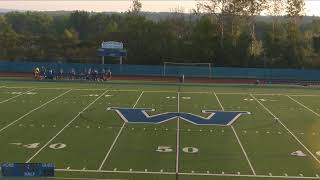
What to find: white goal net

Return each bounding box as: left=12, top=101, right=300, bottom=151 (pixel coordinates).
left=163, top=62, right=212, bottom=78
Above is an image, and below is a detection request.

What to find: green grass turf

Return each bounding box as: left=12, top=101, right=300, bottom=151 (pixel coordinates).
left=0, top=80, right=320, bottom=180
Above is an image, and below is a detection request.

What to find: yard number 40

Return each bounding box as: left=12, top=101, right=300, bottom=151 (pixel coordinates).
left=156, top=146, right=199, bottom=153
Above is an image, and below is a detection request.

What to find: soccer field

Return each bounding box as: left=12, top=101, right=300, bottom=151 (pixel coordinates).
left=1, top=80, right=320, bottom=180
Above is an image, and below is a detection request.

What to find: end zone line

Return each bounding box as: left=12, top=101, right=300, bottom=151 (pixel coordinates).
left=213, top=91, right=256, bottom=175
left=0, top=88, right=36, bottom=104
left=175, top=92, right=180, bottom=174
left=98, top=91, right=144, bottom=170
left=26, top=90, right=109, bottom=163
left=287, top=95, right=320, bottom=118
left=250, top=94, right=320, bottom=165
left=0, top=89, right=72, bottom=134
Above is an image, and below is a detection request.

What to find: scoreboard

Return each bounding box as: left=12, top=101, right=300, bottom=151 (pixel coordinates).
left=1, top=163, right=54, bottom=177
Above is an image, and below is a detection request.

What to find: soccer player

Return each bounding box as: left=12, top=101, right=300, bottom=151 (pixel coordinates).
left=179, top=74, right=185, bottom=83
left=107, top=69, right=112, bottom=80
left=34, top=67, right=40, bottom=80
left=71, top=68, right=76, bottom=80
left=101, top=68, right=106, bottom=81
left=47, top=69, right=54, bottom=80
left=59, top=68, right=64, bottom=80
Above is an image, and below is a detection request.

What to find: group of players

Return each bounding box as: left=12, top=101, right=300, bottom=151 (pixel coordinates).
left=33, top=67, right=112, bottom=81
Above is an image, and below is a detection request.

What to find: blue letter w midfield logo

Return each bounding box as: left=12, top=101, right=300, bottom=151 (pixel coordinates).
left=108, top=108, right=250, bottom=126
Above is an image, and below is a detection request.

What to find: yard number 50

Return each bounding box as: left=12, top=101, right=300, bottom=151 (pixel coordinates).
left=156, top=146, right=199, bottom=153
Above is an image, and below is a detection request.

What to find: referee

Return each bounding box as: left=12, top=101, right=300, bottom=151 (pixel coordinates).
left=178, top=74, right=184, bottom=92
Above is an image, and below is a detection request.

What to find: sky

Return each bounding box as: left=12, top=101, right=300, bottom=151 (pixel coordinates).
left=0, top=0, right=319, bottom=16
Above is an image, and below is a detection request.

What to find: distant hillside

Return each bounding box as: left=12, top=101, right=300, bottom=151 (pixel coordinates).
left=0, top=9, right=319, bottom=24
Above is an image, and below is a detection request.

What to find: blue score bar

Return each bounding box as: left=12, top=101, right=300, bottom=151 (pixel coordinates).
left=1, top=163, right=55, bottom=177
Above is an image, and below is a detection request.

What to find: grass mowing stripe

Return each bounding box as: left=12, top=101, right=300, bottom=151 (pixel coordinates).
left=175, top=92, right=180, bottom=176
left=287, top=95, right=320, bottom=117
left=98, top=91, right=145, bottom=170
left=55, top=169, right=320, bottom=179
left=213, top=91, right=256, bottom=175
left=0, top=88, right=36, bottom=104
left=250, top=94, right=320, bottom=165
left=25, top=90, right=109, bottom=163
left=0, top=89, right=72, bottom=134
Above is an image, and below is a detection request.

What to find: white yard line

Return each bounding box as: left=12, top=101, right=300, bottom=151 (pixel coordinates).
left=213, top=91, right=256, bottom=175
left=175, top=92, right=180, bottom=174
left=132, top=91, right=144, bottom=108
left=287, top=95, right=320, bottom=118
left=55, top=169, right=320, bottom=179
left=98, top=91, right=144, bottom=170
left=250, top=94, right=320, bottom=165
left=0, top=89, right=72, bottom=134
left=230, top=126, right=256, bottom=175
left=0, top=88, right=36, bottom=104
left=212, top=91, right=225, bottom=111
left=26, top=90, right=109, bottom=163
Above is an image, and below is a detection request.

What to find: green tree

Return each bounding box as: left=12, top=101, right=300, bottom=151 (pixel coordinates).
left=0, top=26, right=19, bottom=59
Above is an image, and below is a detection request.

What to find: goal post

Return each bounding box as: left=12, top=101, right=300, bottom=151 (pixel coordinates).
left=163, top=62, right=212, bottom=78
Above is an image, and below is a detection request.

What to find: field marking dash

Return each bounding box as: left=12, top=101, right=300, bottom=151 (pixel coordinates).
left=26, top=90, right=109, bottom=163
left=98, top=91, right=144, bottom=170
left=55, top=169, right=320, bottom=179
left=0, top=89, right=72, bottom=134
left=0, top=88, right=36, bottom=104
left=250, top=94, right=320, bottom=165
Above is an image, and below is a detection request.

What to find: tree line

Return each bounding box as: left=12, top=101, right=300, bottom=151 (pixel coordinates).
left=1, top=0, right=320, bottom=69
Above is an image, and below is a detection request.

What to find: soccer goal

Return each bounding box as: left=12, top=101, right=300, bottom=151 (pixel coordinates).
left=163, top=62, right=212, bottom=78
